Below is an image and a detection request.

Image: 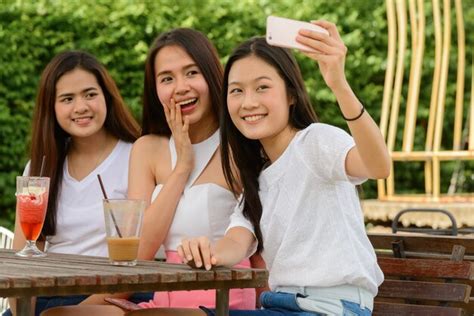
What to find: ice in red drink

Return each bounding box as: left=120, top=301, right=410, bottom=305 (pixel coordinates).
left=18, top=191, right=48, bottom=241
left=15, top=176, right=50, bottom=258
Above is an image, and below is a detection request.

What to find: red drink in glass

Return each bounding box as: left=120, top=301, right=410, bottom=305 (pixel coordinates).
left=18, top=191, right=48, bottom=240
left=15, top=176, right=50, bottom=258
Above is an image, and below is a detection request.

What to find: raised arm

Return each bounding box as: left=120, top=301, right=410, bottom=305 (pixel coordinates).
left=80, top=101, right=193, bottom=306
left=297, top=20, right=390, bottom=180
left=128, top=138, right=182, bottom=260
left=132, top=100, right=194, bottom=260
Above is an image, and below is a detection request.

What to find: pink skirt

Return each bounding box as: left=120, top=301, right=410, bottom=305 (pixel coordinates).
left=139, top=251, right=256, bottom=309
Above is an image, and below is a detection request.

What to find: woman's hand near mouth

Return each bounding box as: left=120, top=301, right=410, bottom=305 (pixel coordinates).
left=163, top=98, right=194, bottom=176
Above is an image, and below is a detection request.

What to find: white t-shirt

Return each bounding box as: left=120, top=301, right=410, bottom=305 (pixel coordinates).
left=23, top=140, right=133, bottom=257
left=228, top=123, right=384, bottom=295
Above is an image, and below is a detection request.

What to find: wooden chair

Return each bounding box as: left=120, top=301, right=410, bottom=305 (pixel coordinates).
left=377, top=0, right=473, bottom=203
left=368, top=232, right=474, bottom=260
left=0, top=226, right=13, bottom=250
left=0, top=226, right=13, bottom=314
left=374, top=257, right=473, bottom=315
left=369, top=233, right=474, bottom=314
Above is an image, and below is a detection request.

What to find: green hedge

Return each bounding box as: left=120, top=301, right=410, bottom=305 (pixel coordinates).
left=1, top=0, right=473, bottom=229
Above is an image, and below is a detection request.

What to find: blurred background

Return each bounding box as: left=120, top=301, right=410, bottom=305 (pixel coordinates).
left=1, top=0, right=473, bottom=230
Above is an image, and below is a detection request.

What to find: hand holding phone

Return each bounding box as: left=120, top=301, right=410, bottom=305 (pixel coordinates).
left=266, top=16, right=329, bottom=53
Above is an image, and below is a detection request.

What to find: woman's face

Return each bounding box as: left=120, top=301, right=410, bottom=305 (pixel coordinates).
left=54, top=68, right=107, bottom=140
left=154, top=45, right=213, bottom=127
left=226, top=55, right=293, bottom=143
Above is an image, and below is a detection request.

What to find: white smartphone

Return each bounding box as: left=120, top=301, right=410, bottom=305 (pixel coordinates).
left=266, top=16, right=329, bottom=52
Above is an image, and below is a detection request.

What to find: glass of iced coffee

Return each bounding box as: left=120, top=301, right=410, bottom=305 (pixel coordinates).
left=103, top=199, right=145, bottom=266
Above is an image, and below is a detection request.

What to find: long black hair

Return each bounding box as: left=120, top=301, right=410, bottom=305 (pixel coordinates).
left=142, top=28, right=223, bottom=136
left=220, top=37, right=318, bottom=253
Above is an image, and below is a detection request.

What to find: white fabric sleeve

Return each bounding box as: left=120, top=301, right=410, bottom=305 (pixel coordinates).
left=301, top=123, right=366, bottom=185
left=225, top=195, right=258, bottom=257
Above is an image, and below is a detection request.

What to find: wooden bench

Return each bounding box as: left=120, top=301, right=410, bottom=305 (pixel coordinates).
left=368, top=232, right=474, bottom=260
left=369, top=233, right=474, bottom=315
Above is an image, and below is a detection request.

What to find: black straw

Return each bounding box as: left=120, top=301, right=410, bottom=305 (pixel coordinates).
left=97, top=174, right=123, bottom=238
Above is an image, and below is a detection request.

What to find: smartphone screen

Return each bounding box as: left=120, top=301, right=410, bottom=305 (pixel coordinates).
left=266, top=16, right=329, bottom=52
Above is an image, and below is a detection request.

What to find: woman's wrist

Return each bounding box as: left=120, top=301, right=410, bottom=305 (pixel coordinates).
left=330, top=79, right=351, bottom=96
left=172, top=165, right=193, bottom=178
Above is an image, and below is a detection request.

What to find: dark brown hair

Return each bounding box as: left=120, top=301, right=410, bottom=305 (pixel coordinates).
left=29, top=51, right=140, bottom=237
left=220, top=37, right=318, bottom=253
left=142, top=28, right=223, bottom=136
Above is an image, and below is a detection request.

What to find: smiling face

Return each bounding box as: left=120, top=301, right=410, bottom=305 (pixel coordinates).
left=54, top=68, right=107, bottom=140
left=227, top=55, right=294, bottom=144
left=154, top=45, right=214, bottom=129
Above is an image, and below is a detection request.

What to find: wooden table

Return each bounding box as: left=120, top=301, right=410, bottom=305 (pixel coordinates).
left=0, top=249, right=268, bottom=316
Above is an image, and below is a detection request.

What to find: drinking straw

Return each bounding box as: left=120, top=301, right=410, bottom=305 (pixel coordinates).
left=97, top=174, right=123, bottom=238
left=28, top=155, right=46, bottom=194
left=39, top=155, right=46, bottom=177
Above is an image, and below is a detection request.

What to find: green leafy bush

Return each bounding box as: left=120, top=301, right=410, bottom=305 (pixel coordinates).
left=1, top=0, right=472, bottom=229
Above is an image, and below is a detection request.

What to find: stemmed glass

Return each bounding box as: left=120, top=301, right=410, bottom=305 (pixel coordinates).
left=15, top=176, right=50, bottom=257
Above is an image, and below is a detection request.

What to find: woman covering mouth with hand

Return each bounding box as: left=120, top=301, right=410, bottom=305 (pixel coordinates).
left=127, top=28, right=261, bottom=310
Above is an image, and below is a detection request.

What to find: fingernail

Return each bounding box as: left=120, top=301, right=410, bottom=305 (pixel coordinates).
left=205, top=264, right=211, bottom=270
left=196, top=261, right=202, bottom=267
left=187, top=255, right=192, bottom=260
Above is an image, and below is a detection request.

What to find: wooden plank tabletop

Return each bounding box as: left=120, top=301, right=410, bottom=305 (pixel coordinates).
left=0, top=249, right=268, bottom=298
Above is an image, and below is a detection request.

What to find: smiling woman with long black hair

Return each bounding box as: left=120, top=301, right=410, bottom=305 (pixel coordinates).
left=6, top=51, right=141, bottom=316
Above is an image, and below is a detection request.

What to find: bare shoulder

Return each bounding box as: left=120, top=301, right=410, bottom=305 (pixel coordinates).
left=132, top=134, right=169, bottom=156
left=131, top=134, right=171, bottom=183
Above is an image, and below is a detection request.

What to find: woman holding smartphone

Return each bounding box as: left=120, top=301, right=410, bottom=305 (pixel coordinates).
left=164, top=20, right=388, bottom=316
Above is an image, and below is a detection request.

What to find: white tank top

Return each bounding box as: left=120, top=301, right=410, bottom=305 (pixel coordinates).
left=23, top=141, right=133, bottom=257
left=151, top=130, right=237, bottom=251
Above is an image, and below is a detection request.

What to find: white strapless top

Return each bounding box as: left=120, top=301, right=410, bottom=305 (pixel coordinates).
left=151, top=130, right=237, bottom=251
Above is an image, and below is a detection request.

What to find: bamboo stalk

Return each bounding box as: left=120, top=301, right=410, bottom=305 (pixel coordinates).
left=453, top=0, right=465, bottom=150
left=432, top=0, right=451, bottom=199
left=391, top=151, right=474, bottom=160
left=387, top=0, right=408, bottom=198
left=403, top=0, right=425, bottom=152
left=470, top=56, right=474, bottom=150
left=424, top=0, right=443, bottom=196
left=378, top=0, right=398, bottom=199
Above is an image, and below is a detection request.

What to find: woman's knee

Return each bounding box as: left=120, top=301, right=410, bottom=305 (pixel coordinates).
left=40, top=305, right=124, bottom=316
left=125, top=308, right=206, bottom=316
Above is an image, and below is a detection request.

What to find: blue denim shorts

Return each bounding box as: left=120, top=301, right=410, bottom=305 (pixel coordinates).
left=200, top=291, right=371, bottom=315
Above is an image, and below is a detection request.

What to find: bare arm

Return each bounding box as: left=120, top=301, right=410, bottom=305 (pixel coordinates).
left=136, top=99, right=194, bottom=259
left=178, top=227, right=256, bottom=270
left=335, top=84, right=391, bottom=180
left=81, top=102, right=193, bottom=305
left=128, top=137, right=190, bottom=260
left=297, top=20, right=390, bottom=180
